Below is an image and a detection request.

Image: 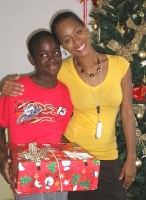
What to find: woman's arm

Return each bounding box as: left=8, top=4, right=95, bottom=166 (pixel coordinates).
left=0, top=76, right=24, bottom=97
left=119, top=67, right=136, bottom=189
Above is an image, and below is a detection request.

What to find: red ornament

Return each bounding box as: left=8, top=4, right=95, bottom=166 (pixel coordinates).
left=91, top=0, right=98, bottom=6
left=79, top=0, right=88, bottom=24
left=133, top=83, right=146, bottom=102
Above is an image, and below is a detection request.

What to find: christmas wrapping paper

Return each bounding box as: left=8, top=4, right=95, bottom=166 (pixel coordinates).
left=10, top=143, right=100, bottom=195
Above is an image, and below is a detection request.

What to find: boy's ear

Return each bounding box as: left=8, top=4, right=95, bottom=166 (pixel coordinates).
left=27, top=54, right=35, bottom=66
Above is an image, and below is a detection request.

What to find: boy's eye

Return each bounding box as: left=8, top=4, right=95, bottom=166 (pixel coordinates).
left=40, top=53, right=47, bottom=58
left=54, top=50, right=61, bottom=55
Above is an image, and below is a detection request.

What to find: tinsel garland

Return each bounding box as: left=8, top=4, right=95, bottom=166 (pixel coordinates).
left=106, top=17, right=146, bottom=61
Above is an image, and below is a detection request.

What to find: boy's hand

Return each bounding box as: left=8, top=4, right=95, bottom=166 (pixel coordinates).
left=1, top=76, right=24, bottom=97
left=0, top=156, right=12, bottom=184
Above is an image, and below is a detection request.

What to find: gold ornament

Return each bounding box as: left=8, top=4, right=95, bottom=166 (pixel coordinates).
left=133, top=104, right=145, bottom=119
left=135, top=157, right=142, bottom=168
left=89, top=20, right=99, bottom=30
left=137, top=10, right=145, bottom=18
left=143, top=1, right=146, bottom=8
left=137, top=133, right=146, bottom=159
left=92, top=21, right=98, bottom=30
left=140, top=134, right=146, bottom=140
left=142, top=75, right=146, bottom=84
left=136, top=113, right=144, bottom=119
left=116, top=22, right=125, bottom=37
left=137, top=50, right=146, bottom=59
left=136, top=128, right=142, bottom=138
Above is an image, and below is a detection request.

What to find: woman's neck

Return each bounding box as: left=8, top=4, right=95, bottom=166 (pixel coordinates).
left=75, top=50, right=99, bottom=71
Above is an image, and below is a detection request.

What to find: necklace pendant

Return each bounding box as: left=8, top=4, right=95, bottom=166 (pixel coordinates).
left=95, top=121, right=102, bottom=139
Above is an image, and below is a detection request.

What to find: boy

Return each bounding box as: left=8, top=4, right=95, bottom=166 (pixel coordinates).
left=0, top=30, right=73, bottom=200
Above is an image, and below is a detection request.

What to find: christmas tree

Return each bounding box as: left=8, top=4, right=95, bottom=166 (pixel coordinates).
left=89, top=0, right=146, bottom=199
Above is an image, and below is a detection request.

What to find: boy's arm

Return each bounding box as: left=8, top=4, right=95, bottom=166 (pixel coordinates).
left=0, top=126, right=12, bottom=184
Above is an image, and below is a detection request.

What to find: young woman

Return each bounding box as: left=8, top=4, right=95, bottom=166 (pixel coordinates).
left=0, top=11, right=136, bottom=200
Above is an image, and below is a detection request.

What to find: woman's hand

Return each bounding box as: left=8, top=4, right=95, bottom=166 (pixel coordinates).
left=119, top=158, right=136, bottom=189
left=0, top=76, right=24, bottom=96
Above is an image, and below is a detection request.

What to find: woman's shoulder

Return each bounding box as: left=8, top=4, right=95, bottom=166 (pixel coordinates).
left=107, top=54, right=129, bottom=65
left=58, top=57, right=74, bottom=78
left=107, top=54, right=130, bottom=78
left=62, top=56, right=73, bottom=67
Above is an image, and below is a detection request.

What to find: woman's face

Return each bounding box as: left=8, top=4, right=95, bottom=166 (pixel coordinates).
left=55, top=17, right=92, bottom=57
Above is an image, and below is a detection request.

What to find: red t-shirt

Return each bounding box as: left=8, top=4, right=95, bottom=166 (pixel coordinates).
left=0, top=76, right=73, bottom=144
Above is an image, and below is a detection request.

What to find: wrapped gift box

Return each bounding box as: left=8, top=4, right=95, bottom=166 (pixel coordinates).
left=10, top=143, right=100, bottom=195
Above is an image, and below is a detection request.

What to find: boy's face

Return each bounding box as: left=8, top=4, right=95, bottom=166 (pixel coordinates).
left=30, top=36, right=62, bottom=77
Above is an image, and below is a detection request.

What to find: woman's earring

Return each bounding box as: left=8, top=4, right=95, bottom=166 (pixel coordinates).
left=63, top=49, right=67, bottom=56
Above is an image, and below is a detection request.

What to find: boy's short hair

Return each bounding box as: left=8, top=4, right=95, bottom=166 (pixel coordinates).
left=27, top=30, right=60, bottom=57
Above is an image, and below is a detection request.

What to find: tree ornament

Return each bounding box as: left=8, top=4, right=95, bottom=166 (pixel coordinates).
left=141, top=60, right=146, bottom=67
left=133, top=84, right=146, bottom=102
left=92, top=0, right=111, bottom=15
left=137, top=10, right=145, bottom=18
left=143, top=1, right=146, bottom=8
left=79, top=0, right=88, bottom=24
left=116, top=22, right=125, bottom=37
left=142, top=74, right=146, bottom=84
left=136, top=128, right=142, bottom=137
left=137, top=133, right=146, bottom=159
left=90, top=20, right=99, bottom=30
left=106, top=39, right=133, bottom=61
left=135, top=157, right=142, bottom=168
left=91, top=0, right=98, bottom=6
left=133, top=104, right=146, bottom=118
left=136, top=113, right=144, bottom=119
left=126, top=17, right=146, bottom=54
left=106, top=16, right=146, bottom=61
left=137, top=50, right=146, bottom=59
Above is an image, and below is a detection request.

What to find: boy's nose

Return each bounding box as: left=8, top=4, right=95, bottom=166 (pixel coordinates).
left=47, top=54, right=55, bottom=62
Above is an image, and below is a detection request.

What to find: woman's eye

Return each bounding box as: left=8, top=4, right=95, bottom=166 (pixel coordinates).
left=64, top=38, right=71, bottom=44
left=76, top=28, right=84, bottom=35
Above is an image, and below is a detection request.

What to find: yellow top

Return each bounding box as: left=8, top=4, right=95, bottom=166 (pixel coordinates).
left=58, top=55, right=129, bottom=160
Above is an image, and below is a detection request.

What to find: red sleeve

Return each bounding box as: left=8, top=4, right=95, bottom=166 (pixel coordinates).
left=0, top=96, right=9, bottom=128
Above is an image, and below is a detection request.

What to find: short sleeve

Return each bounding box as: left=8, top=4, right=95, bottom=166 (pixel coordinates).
left=0, top=96, right=9, bottom=127
left=118, top=56, right=130, bottom=79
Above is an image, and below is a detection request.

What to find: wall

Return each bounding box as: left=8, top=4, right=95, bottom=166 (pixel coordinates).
left=0, top=0, right=92, bottom=199
left=0, top=0, right=92, bottom=81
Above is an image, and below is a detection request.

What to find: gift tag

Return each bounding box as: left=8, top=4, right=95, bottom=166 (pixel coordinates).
left=95, top=121, right=102, bottom=139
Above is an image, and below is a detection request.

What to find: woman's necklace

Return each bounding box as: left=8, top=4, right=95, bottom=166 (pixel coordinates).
left=74, top=56, right=102, bottom=139
left=77, top=58, right=101, bottom=78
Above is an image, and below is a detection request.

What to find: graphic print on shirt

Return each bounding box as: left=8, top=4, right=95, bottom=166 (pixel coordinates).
left=15, top=100, right=67, bottom=125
